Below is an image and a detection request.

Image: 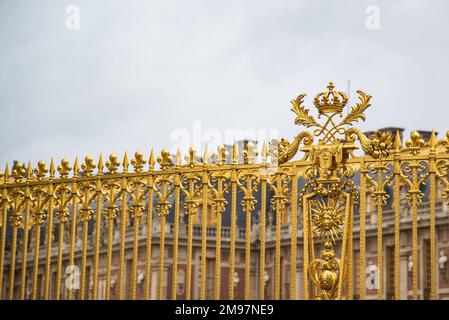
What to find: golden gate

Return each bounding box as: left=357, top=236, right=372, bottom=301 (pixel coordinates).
left=1, top=82, right=448, bottom=300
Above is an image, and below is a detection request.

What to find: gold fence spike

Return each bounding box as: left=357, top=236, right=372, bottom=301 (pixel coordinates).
left=232, top=143, right=238, bottom=164
left=5, top=162, right=10, bottom=181
left=394, top=130, right=402, bottom=153
left=98, top=153, right=104, bottom=175
left=430, top=130, right=437, bottom=152
left=262, top=141, right=268, bottom=164
left=149, top=148, right=155, bottom=170
left=26, top=161, right=33, bottom=180
left=50, top=158, right=55, bottom=179
left=73, top=156, right=80, bottom=178
left=123, top=151, right=129, bottom=173
left=176, top=147, right=182, bottom=167
left=203, top=144, right=209, bottom=164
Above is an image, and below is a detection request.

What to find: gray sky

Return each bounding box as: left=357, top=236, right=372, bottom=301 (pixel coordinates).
left=1, top=0, right=449, bottom=167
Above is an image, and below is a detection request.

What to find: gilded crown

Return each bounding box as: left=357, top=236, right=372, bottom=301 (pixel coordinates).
left=313, top=82, right=348, bottom=114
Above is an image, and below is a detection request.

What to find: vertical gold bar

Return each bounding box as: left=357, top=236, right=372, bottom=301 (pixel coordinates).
left=376, top=170, right=383, bottom=300
left=259, top=175, right=266, bottom=300
left=31, top=190, right=46, bottom=300
left=118, top=179, right=128, bottom=300
left=67, top=182, right=78, bottom=301
left=144, top=181, right=153, bottom=300
left=290, top=170, right=298, bottom=300
left=131, top=206, right=140, bottom=300
left=185, top=213, right=193, bottom=300
left=8, top=208, right=20, bottom=300
left=214, top=205, right=222, bottom=300
left=228, top=170, right=237, bottom=299
left=274, top=198, right=281, bottom=300
left=105, top=213, right=114, bottom=300
left=429, top=147, right=437, bottom=299
left=92, top=180, right=103, bottom=300
left=346, top=205, right=354, bottom=299
left=359, top=161, right=367, bottom=300
left=0, top=188, right=8, bottom=299
left=200, top=172, right=208, bottom=300
left=171, top=176, right=180, bottom=300
left=19, top=187, right=31, bottom=299
left=31, top=227, right=41, bottom=300
left=337, top=194, right=352, bottom=299
left=158, top=213, right=166, bottom=300
left=412, top=168, right=418, bottom=300
left=43, top=184, right=54, bottom=300
left=244, top=203, right=251, bottom=300
left=393, top=159, right=401, bottom=300
left=80, top=208, right=89, bottom=300
left=55, top=189, right=67, bottom=300
left=302, top=196, right=310, bottom=300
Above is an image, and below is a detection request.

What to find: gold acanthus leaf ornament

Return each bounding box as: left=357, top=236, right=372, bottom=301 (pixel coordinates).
left=341, top=90, right=372, bottom=125
left=290, top=94, right=319, bottom=128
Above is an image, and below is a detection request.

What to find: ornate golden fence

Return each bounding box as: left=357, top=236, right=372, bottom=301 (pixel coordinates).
left=1, top=82, right=449, bottom=300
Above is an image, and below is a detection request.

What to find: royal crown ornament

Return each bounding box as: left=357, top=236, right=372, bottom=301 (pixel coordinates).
left=313, top=81, right=348, bottom=114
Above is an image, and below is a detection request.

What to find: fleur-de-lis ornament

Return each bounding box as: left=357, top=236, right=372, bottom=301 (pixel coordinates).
left=406, top=131, right=425, bottom=155
left=157, top=148, right=173, bottom=170
left=34, top=160, right=48, bottom=181
left=185, top=147, right=197, bottom=168
left=106, top=153, right=121, bottom=174
left=81, top=155, right=96, bottom=176
left=12, top=162, right=26, bottom=182
left=131, top=151, right=147, bottom=173
left=243, top=141, right=258, bottom=164
left=57, top=157, right=72, bottom=179
left=211, top=145, right=228, bottom=165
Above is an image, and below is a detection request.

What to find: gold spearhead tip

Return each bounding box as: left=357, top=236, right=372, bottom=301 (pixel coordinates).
left=232, top=143, right=238, bottom=163
left=149, top=148, right=155, bottom=168
left=4, top=162, right=9, bottom=178
left=262, top=141, right=268, bottom=162
left=50, top=158, right=56, bottom=176
left=176, top=147, right=181, bottom=165
left=394, top=130, right=402, bottom=151
left=98, top=153, right=104, bottom=171
left=26, top=160, right=33, bottom=179
left=430, top=130, right=438, bottom=150
left=123, top=151, right=129, bottom=171
left=203, top=144, right=209, bottom=164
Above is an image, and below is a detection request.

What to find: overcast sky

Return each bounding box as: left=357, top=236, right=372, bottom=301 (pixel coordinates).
left=1, top=0, right=448, bottom=168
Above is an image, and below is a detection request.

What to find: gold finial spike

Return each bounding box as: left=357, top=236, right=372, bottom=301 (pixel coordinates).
left=123, top=151, right=129, bottom=173
left=26, top=160, right=33, bottom=180
left=203, top=144, right=209, bottom=164
left=176, top=147, right=182, bottom=166
left=394, top=130, right=402, bottom=153
left=73, top=156, right=80, bottom=177
left=149, top=148, right=155, bottom=170
left=430, top=130, right=437, bottom=152
left=50, top=158, right=55, bottom=178
left=232, top=142, right=238, bottom=164
left=262, top=141, right=268, bottom=163
left=4, top=162, right=9, bottom=181
left=98, top=153, right=104, bottom=175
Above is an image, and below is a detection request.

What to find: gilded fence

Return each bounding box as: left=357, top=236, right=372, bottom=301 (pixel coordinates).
left=1, top=82, right=449, bottom=300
